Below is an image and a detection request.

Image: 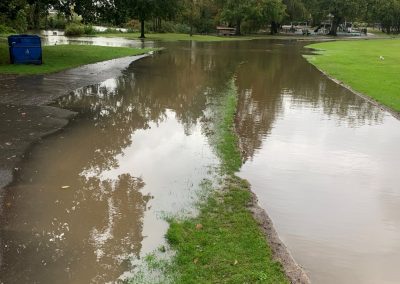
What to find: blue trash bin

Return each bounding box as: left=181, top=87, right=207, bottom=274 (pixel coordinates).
left=8, top=35, right=42, bottom=65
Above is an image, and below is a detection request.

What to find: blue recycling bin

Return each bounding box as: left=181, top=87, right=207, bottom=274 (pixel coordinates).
left=8, top=35, right=42, bottom=65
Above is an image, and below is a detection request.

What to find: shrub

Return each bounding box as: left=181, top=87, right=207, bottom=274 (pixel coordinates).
left=83, top=25, right=95, bottom=35
left=14, top=9, right=28, bottom=32
left=65, top=23, right=95, bottom=36
left=65, top=23, right=85, bottom=36
left=48, top=15, right=67, bottom=29
left=0, top=24, right=16, bottom=35
left=174, top=23, right=191, bottom=34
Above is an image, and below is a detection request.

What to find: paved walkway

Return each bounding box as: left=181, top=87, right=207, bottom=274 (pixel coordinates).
left=0, top=55, right=148, bottom=190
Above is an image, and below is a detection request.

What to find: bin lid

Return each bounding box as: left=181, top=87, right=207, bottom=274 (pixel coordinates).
left=8, top=35, right=42, bottom=46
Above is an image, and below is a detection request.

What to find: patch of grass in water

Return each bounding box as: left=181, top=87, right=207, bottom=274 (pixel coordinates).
left=215, top=79, right=242, bottom=174
left=166, top=176, right=288, bottom=283
left=163, top=79, right=289, bottom=283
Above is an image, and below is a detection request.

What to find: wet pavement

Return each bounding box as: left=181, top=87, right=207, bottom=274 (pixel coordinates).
left=0, top=105, right=74, bottom=190
left=0, top=54, right=149, bottom=106
left=0, top=39, right=399, bottom=283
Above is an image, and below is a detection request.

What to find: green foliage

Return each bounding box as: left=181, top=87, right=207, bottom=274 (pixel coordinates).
left=83, top=24, right=95, bottom=35
left=65, top=23, right=95, bottom=36
left=369, top=0, right=400, bottom=34
left=65, top=23, right=85, bottom=36
left=305, top=39, right=400, bottom=112
left=14, top=9, right=28, bottom=32
left=0, top=42, right=153, bottom=74
left=0, top=24, right=16, bottom=35
left=47, top=14, right=68, bottom=29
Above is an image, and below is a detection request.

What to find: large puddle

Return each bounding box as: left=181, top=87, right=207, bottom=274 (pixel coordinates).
left=235, top=42, right=400, bottom=283
left=0, top=40, right=399, bottom=283
left=40, top=30, right=156, bottom=48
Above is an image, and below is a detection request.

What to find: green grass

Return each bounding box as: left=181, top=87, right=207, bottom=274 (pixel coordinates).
left=215, top=80, right=243, bottom=174
left=164, top=80, right=288, bottom=283
left=0, top=42, right=153, bottom=75
left=95, top=32, right=286, bottom=42
left=305, top=39, right=400, bottom=113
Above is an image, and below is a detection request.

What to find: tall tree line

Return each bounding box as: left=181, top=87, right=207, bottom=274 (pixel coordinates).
left=1, top=0, right=400, bottom=35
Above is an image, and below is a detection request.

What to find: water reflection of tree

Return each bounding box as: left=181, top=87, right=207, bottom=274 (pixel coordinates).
left=55, top=42, right=242, bottom=173
left=234, top=41, right=385, bottom=162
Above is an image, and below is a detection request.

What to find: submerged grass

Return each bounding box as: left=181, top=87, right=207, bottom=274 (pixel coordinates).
left=162, top=80, right=288, bottom=283
left=305, top=39, right=400, bottom=113
left=0, top=42, right=153, bottom=75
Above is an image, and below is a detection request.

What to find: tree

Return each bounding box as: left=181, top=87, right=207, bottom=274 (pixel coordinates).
left=125, top=0, right=155, bottom=38
left=369, top=0, right=400, bottom=34
left=316, top=0, right=362, bottom=35
left=283, top=0, right=307, bottom=22
left=221, top=0, right=257, bottom=35
left=259, top=0, right=286, bottom=34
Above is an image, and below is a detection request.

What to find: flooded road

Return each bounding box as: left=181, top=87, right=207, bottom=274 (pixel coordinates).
left=0, top=39, right=399, bottom=283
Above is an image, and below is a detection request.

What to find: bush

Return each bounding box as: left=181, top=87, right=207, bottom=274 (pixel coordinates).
left=65, top=23, right=95, bottom=36
left=48, top=15, right=67, bottom=29
left=14, top=9, right=28, bottom=32
left=145, top=21, right=191, bottom=34
left=0, top=24, right=16, bottom=35
left=83, top=25, right=95, bottom=35
left=65, top=23, right=85, bottom=36
left=174, top=23, right=191, bottom=34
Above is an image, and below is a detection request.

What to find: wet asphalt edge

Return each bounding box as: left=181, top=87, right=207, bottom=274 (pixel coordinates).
left=0, top=54, right=152, bottom=192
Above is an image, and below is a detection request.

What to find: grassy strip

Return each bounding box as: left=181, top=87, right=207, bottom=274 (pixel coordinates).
left=96, top=32, right=259, bottom=42
left=305, top=39, right=400, bottom=113
left=165, top=80, right=288, bottom=283
left=0, top=42, right=153, bottom=75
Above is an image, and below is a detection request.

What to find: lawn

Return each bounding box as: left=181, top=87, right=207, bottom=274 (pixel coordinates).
left=0, top=41, right=152, bottom=75
left=97, top=32, right=269, bottom=42
left=305, top=39, right=400, bottom=113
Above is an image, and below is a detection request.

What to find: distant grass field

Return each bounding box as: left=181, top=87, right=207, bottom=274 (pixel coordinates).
left=97, top=32, right=262, bottom=42
left=305, top=39, right=400, bottom=113
left=0, top=42, right=152, bottom=75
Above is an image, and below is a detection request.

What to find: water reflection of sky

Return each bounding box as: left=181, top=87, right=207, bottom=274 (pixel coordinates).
left=40, top=31, right=155, bottom=49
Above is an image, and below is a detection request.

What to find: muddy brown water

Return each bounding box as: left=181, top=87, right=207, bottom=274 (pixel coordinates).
left=0, top=40, right=399, bottom=283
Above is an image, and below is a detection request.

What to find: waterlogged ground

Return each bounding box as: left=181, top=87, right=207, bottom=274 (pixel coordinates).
left=0, top=39, right=399, bottom=283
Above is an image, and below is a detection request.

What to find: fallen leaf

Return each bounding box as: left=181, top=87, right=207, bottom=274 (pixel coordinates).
left=234, top=260, right=238, bottom=265
left=196, top=224, right=203, bottom=230
left=193, top=258, right=198, bottom=264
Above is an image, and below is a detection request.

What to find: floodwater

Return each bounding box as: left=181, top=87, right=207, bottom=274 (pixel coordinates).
left=234, top=43, right=400, bottom=283
left=40, top=30, right=155, bottom=48
left=0, top=39, right=399, bottom=283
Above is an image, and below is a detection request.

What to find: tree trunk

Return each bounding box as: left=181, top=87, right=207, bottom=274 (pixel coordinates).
left=33, top=3, right=41, bottom=30
left=270, top=21, right=278, bottom=34
left=328, top=16, right=341, bottom=36
left=140, top=19, right=145, bottom=38
left=235, top=19, right=241, bottom=36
